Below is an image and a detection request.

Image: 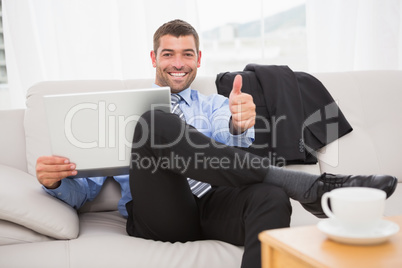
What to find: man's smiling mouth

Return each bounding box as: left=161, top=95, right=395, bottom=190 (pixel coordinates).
left=169, top=72, right=187, bottom=78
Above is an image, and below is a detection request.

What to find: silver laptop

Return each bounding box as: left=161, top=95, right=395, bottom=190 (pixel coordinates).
left=44, top=87, right=171, bottom=178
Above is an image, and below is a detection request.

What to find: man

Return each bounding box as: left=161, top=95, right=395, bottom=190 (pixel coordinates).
left=37, top=20, right=397, bottom=268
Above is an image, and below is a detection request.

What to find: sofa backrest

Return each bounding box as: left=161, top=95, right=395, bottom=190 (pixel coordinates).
left=22, top=70, right=402, bottom=213
left=313, top=70, right=402, bottom=181
left=0, top=109, right=27, bottom=172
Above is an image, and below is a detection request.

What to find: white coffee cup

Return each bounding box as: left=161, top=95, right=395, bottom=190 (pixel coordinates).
left=321, top=187, right=386, bottom=234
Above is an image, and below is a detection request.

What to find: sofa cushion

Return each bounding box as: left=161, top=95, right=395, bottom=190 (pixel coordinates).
left=78, top=177, right=121, bottom=213
left=71, top=211, right=243, bottom=268
left=0, top=165, right=79, bottom=239
left=0, top=240, right=71, bottom=268
left=0, top=219, right=53, bottom=246
left=0, top=211, right=243, bottom=268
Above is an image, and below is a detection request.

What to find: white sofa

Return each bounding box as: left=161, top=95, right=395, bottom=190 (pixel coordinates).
left=0, top=70, right=401, bottom=267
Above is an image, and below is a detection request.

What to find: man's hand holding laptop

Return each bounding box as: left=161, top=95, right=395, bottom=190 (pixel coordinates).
left=36, top=156, right=77, bottom=189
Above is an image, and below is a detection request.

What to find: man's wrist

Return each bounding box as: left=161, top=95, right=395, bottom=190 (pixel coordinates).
left=44, top=181, right=62, bottom=190
left=229, top=117, right=243, bottom=135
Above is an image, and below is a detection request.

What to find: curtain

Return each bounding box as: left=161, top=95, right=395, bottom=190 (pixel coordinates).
left=306, top=0, right=402, bottom=72
left=3, top=0, right=199, bottom=108
left=4, top=0, right=402, bottom=109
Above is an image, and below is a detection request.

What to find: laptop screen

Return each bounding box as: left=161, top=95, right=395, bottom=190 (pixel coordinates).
left=43, top=87, right=171, bottom=178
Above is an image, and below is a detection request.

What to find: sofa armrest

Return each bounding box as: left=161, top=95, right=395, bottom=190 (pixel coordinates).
left=0, top=164, right=79, bottom=239
left=0, top=109, right=28, bottom=172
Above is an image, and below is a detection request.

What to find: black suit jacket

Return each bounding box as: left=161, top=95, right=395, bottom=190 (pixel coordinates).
left=216, top=64, right=353, bottom=165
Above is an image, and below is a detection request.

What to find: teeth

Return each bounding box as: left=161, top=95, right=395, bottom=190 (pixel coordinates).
left=170, top=73, right=186, bottom=77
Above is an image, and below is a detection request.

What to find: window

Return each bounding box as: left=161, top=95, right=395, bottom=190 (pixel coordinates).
left=197, top=0, right=307, bottom=76
left=1, top=0, right=309, bottom=110
left=0, top=0, right=9, bottom=109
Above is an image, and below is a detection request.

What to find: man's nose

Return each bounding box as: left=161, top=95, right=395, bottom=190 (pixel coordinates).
left=172, top=55, right=184, bottom=69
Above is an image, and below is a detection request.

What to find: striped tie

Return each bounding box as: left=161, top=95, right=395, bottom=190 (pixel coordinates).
left=170, top=93, right=212, bottom=198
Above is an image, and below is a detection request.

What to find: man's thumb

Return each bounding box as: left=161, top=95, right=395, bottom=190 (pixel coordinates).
left=231, top=74, right=242, bottom=96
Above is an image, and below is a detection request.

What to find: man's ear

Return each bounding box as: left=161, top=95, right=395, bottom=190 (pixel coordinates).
left=150, top=50, right=157, bottom=67
left=197, top=50, right=202, bottom=68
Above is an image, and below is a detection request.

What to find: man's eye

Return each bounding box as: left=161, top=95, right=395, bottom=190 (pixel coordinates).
left=162, top=53, right=172, bottom=57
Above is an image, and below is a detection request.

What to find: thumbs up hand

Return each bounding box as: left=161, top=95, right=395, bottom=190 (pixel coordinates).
left=228, top=75, right=256, bottom=135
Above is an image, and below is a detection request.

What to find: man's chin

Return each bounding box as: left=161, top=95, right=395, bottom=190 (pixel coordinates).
left=170, top=87, right=187, bottom=93
left=167, top=81, right=190, bottom=93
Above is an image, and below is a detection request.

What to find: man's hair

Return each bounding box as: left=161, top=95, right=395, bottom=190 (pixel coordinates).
left=153, top=19, right=200, bottom=55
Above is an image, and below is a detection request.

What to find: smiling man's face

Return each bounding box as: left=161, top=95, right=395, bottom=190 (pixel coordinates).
left=151, top=34, right=201, bottom=93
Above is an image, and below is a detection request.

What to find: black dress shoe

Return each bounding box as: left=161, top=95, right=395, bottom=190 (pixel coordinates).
left=301, top=173, right=398, bottom=218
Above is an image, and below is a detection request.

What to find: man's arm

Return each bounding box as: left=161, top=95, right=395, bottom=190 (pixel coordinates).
left=36, top=156, right=105, bottom=209
left=42, top=176, right=107, bottom=209
left=209, top=99, right=255, bottom=148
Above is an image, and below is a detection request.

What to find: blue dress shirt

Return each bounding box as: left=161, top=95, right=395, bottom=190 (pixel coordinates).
left=43, top=87, right=255, bottom=218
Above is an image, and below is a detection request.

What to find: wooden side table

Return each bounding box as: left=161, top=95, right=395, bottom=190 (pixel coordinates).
left=259, top=215, right=402, bottom=268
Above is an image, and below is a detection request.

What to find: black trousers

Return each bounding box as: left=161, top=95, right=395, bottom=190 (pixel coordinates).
left=126, top=110, right=292, bottom=268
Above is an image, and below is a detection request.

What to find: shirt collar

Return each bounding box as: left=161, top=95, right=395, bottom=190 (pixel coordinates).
left=177, top=88, right=192, bottom=106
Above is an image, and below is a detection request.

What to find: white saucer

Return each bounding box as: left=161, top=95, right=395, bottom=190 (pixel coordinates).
left=317, top=219, right=400, bottom=245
